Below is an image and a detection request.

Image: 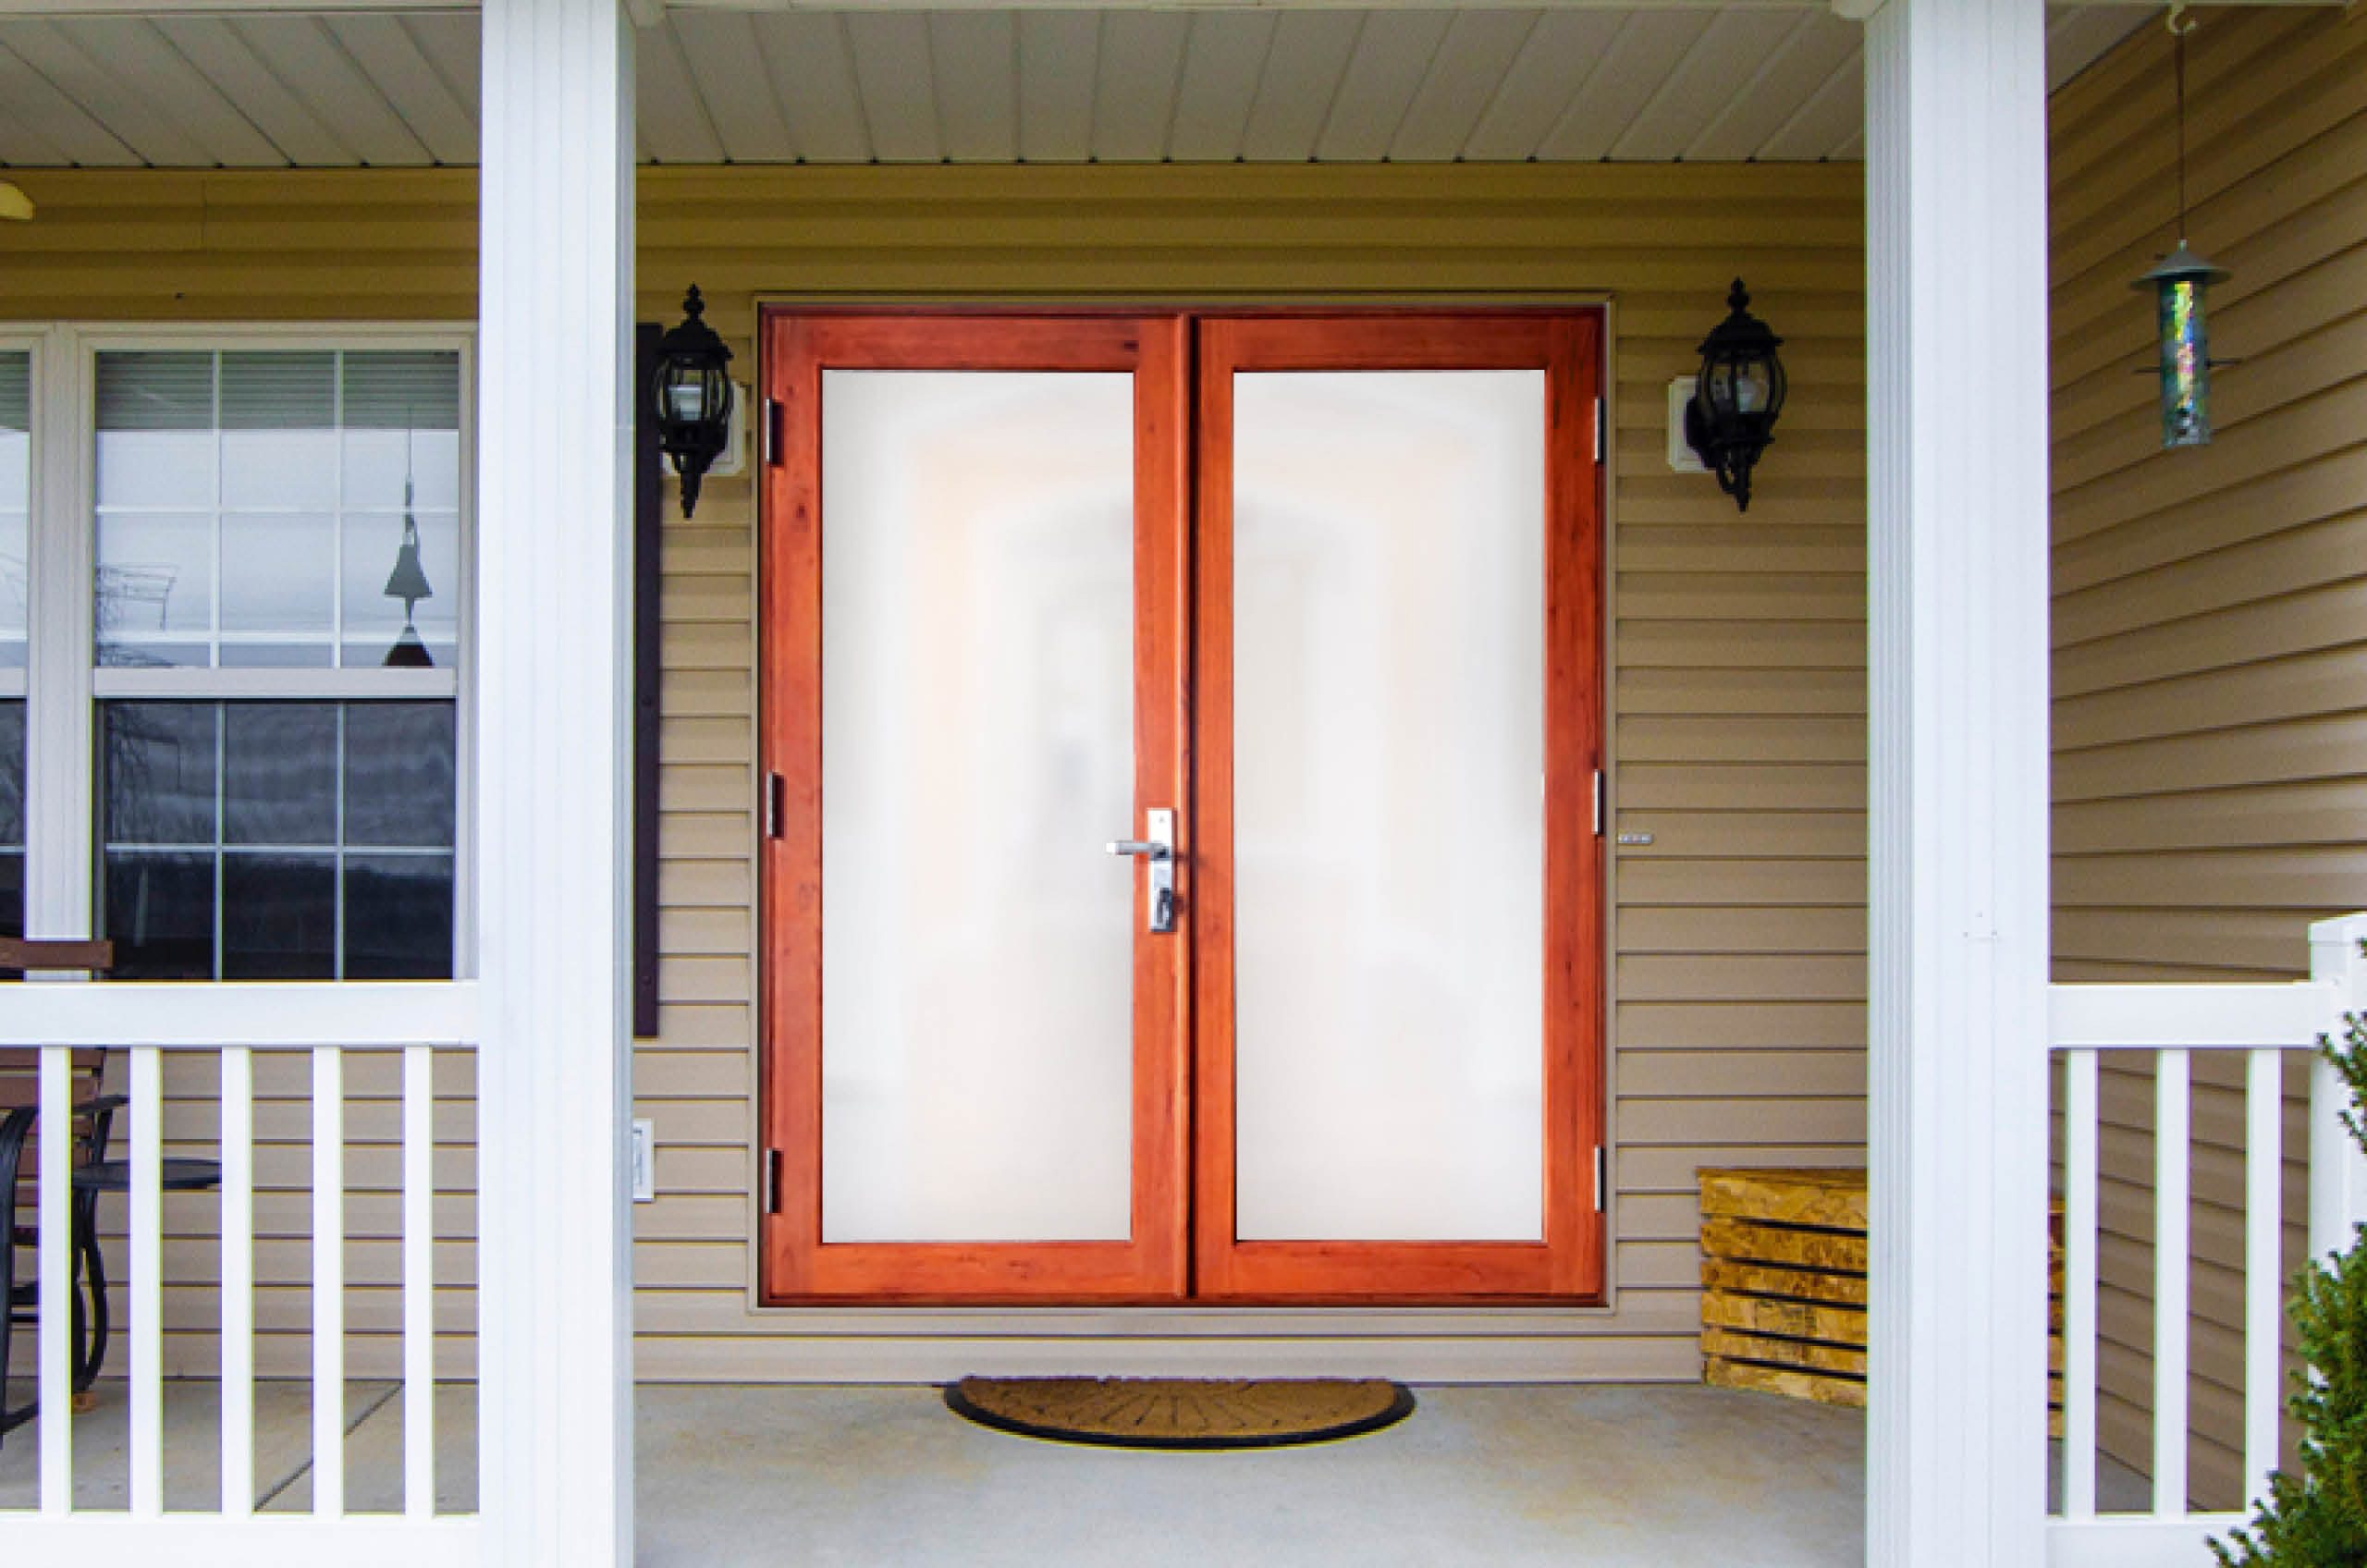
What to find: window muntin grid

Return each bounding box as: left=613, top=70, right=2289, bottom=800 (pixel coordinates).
left=98, top=699, right=456, bottom=981
left=0, top=351, right=28, bottom=670
left=93, top=349, right=461, bottom=672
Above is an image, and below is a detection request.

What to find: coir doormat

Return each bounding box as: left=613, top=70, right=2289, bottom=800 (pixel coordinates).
left=943, top=1376, right=1415, bottom=1451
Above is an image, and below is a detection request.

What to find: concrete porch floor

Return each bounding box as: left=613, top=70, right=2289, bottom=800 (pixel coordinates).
left=0, top=1378, right=2146, bottom=1563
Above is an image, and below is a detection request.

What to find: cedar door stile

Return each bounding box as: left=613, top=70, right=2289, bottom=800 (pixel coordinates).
left=1189, top=313, right=1607, bottom=1304
left=757, top=313, right=1191, bottom=1304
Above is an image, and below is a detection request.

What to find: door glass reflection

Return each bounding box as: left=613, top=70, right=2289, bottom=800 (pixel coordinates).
left=819, top=371, right=1137, bottom=1244
left=1231, top=370, right=1548, bottom=1243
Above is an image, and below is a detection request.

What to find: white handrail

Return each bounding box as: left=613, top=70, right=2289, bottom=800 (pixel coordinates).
left=2049, top=982, right=2340, bottom=1051
left=0, top=980, right=478, bottom=1047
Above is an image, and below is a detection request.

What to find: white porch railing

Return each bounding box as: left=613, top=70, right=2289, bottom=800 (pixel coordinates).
left=1, top=980, right=480, bottom=1568
left=2046, top=913, right=2367, bottom=1568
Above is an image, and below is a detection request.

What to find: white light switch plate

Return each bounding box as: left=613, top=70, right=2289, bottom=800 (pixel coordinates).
left=631, top=1119, right=655, bottom=1203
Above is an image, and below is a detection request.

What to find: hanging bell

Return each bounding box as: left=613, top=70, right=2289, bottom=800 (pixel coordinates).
left=382, top=501, right=435, bottom=668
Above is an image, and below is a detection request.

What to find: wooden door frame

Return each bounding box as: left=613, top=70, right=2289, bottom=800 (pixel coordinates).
left=755, top=312, right=1192, bottom=1304
left=1188, top=312, right=1609, bottom=1304
left=754, top=305, right=1608, bottom=1307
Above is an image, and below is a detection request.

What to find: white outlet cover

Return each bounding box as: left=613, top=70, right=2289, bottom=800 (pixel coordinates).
left=631, top=1119, right=655, bottom=1203
left=1667, top=376, right=1709, bottom=474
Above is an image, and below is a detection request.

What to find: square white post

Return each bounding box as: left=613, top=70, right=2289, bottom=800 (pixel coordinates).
left=1857, top=0, right=2053, bottom=1558
left=2309, top=914, right=2367, bottom=1264
left=476, top=0, right=636, bottom=1561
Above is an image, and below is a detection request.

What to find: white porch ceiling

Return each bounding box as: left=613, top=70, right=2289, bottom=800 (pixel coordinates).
left=0, top=6, right=2144, bottom=169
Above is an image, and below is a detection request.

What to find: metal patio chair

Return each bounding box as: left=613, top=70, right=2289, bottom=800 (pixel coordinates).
left=0, top=937, right=222, bottom=1450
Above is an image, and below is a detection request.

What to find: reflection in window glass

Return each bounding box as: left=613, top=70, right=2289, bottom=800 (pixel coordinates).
left=99, top=701, right=457, bottom=980
left=94, top=350, right=461, bottom=670
left=0, top=352, right=27, bottom=668
left=0, top=701, right=21, bottom=952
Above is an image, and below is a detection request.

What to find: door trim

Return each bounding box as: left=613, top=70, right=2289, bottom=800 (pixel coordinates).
left=754, top=306, right=1610, bottom=1307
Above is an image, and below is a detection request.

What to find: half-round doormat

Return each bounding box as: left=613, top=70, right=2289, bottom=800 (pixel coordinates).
left=944, top=1377, right=1415, bottom=1451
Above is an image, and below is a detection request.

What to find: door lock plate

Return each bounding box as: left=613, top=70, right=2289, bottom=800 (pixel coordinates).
left=1108, top=808, right=1177, bottom=934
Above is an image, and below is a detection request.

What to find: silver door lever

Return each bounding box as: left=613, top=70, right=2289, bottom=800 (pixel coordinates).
left=1107, top=808, right=1177, bottom=934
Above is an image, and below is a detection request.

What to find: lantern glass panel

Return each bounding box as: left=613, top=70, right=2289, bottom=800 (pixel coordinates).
left=1733, top=361, right=1772, bottom=415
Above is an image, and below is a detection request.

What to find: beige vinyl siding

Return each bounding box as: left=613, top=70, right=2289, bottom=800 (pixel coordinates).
left=0, top=161, right=1869, bottom=1381
left=2048, top=8, right=2367, bottom=1509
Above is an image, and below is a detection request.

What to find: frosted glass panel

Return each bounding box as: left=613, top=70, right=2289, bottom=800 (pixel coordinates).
left=821, top=371, right=1136, bottom=1243
left=1233, top=371, right=1546, bottom=1243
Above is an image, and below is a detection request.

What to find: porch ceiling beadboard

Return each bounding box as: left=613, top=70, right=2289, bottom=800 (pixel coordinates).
left=0, top=159, right=1869, bottom=1381
left=0, top=5, right=2145, bottom=169
left=2047, top=6, right=2367, bottom=1517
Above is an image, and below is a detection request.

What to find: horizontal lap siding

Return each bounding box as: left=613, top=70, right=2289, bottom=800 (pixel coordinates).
left=0, top=161, right=1868, bottom=1381
left=2048, top=9, right=2367, bottom=1508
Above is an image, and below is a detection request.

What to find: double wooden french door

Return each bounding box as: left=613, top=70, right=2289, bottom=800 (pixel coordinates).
left=757, top=310, right=1604, bottom=1305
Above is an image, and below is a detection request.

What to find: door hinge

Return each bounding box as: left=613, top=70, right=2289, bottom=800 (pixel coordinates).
left=763, top=771, right=785, bottom=839
left=1593, top=1146, right=1607, bottom=1212
left=762, top=1149, right=782, bottom=1216
left=1593, top=398, right=1604, bottom=463
left=1592, top=768, right=1605, bottom=837
left=763, top=398, right=782, bottom=467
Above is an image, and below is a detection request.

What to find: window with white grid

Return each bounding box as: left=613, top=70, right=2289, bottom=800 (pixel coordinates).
left=90, top=345, right=466, bottom=980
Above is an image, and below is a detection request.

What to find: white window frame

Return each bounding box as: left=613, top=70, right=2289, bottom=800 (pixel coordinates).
left=0, top=330, right=36, bottom=705
left=5, top=321, right=476, bottom=976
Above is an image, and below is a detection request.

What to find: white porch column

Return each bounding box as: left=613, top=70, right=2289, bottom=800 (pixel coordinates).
left=475, top=0, right=636, bottom=1562
left=1858, top=0, right=2052, bottom=1559
left=2310, top=914, right=2367, bottom=1263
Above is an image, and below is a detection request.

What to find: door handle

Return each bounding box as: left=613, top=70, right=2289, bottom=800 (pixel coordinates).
left=1107, top=808, right=1177, bottom=934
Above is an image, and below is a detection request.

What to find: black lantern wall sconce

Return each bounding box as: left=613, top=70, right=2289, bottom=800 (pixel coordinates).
left=1683, top=279, right=1788, bottom=512
left=650, top=286, right=735, bottom=518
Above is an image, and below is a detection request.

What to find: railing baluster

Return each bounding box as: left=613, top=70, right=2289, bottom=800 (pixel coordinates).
left=2245, top=1047, right=2282, bottom=1513
left=37, top=1043, right=70, bottom=1514
left=220, top=1046, right=254, bottom=1516
left=312, top=1045, right=344, bottom=1520
left=403, top=1043, right=435, bottom=1520
left=2064, top=1047, right=2099, bottom=1519
left=130, top=1045, right=164, bottom=1516
left=2153, top=1047, right=2190, bottom=1517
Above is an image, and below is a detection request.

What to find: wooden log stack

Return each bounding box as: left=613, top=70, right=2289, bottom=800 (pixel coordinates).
left=1697, top=1167, right=2065, bottom=1433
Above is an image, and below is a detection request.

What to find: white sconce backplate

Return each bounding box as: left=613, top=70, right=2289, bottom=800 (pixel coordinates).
left=707, top=383, right=751, bottom=478
left=1667, top=376, right=1708, bottom=474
